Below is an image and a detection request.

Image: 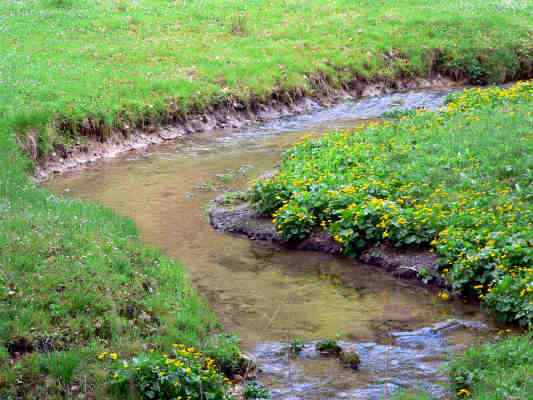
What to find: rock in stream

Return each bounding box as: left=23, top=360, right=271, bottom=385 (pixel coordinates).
left=250, top=319, right=488, bottom=399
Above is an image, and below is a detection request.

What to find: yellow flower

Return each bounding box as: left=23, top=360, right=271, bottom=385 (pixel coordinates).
left=457, top=388, right=471, bottom=397
left=438, top=291, right=450, bottom=301
left=97, top=352, right=108, bottom=360
left=110, top=352, right=118, bottom=361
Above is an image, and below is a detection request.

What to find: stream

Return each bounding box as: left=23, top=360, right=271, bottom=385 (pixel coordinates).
left=48, top=89, right=496, bottom=399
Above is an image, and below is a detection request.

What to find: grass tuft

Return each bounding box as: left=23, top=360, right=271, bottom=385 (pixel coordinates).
left=449, top=334, right=533, bottom=400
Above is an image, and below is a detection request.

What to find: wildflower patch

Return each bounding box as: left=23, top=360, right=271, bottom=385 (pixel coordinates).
left=103, top=345, right=232, bottom=400
left=250, top=81, right=533, bottom=326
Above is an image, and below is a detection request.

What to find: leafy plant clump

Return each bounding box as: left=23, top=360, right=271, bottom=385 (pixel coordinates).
left=243, top=381, right=271, bottom=400
left=104, top=344, right=232, bottom=400
left=289, top=339, right=305, bottom=354
left=250, top=81, right=533, bottom=326
left=340, top=351, right=361, bottom=370
left=315, top=339, right=342, bottom=355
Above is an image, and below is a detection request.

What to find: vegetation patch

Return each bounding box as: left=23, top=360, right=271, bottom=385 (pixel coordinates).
left=449, top=333, right=533, bottom=400
left=104, top=344, right=231, bottom=400
left=339, top=351, right=361, bottom=370
left=0, top=130, right=238, bottom=398
left=250, top=82, right=533, bottom=326
left=289, top=338, right=305, bottom=355
left=243, top=381, right=271, bottom=400
left=395, top=334, right=533, bottom=400
left=315, top=339, right=342, bottom=356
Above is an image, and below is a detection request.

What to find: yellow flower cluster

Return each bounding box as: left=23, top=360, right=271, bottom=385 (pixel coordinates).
left=106, top=343, right=229, bottom=399
left=98, top=351, right=118, bottom=361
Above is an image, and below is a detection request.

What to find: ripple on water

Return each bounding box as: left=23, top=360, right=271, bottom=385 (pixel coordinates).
left=253, top=320, right=489, bottom=399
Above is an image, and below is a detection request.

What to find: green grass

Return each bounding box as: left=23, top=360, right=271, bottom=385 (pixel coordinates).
left=0, top=128, right=237, bottom=397
left=391, top=391, right=433, bottom=400
left=1, top=0, right=532, bottom=155
left=250, top=82, right=533, bottom=326
left=449, top=333, right=533, bottom=400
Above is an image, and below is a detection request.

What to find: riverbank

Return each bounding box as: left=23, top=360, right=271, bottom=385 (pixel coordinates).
left=0, top=129, right=244, bottom=398
left=236, top=82, right=532, bottom=398
left=35, top=77, right=454, bottom=182
left=210, top=198, right=444, bottom=286
left=394, top=333, right=533, bottom=400
left=245, top=82, right=532, bottom=327
left=3, top=0, right=532, bottom=170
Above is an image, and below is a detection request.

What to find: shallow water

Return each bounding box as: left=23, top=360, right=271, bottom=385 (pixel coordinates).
left=48, top=90, right=493, bottom=398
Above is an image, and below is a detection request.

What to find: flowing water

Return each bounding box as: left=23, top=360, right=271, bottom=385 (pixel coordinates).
left=48, top=90, right=495, bottom=399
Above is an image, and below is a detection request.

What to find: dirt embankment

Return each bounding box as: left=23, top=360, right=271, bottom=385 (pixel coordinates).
left=209, top=195, right=445, bottom=287
left=33, top=75, right=457, bottom=181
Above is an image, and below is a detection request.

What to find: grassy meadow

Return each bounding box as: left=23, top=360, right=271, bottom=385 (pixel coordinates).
left=1, top=0, right=532, bottom=398
left=0, top=129, right=240, bottom=398
left=1, top=0, right=532, bottom=154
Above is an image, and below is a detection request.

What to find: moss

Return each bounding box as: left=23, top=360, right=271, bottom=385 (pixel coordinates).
left=340, top=351, right=361, bottom=370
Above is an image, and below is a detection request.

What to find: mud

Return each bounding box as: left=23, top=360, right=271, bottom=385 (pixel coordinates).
left=209, top=200, right=442, bottom=285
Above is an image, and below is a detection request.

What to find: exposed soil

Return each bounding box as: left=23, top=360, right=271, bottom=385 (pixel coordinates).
left=35, top=75, right=457, bottom=181
left=209, top=198, right=444, bottom=287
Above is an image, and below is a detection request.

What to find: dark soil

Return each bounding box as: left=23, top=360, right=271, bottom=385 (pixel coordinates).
left=209, top=198, right=444, bottom=287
